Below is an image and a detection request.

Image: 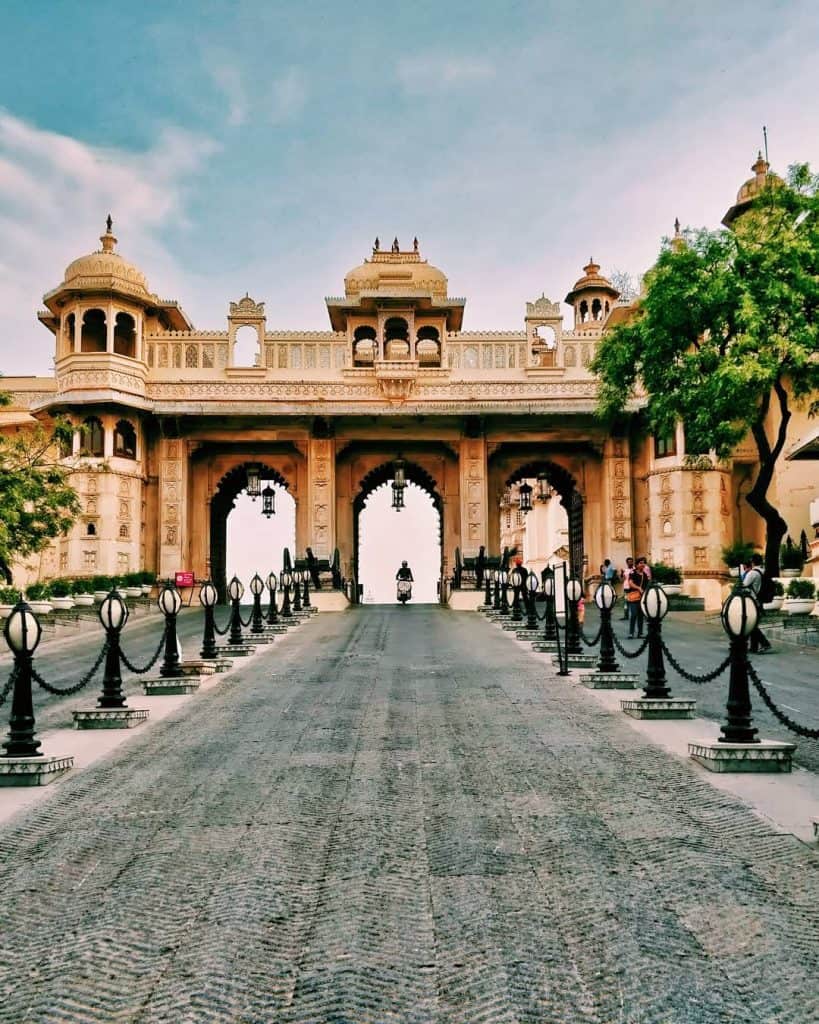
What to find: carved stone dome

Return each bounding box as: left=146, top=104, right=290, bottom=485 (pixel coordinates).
left=344, top=240, right=448, bottom=298
left=723, top=153, right=783, bottom=227
left=62, top=219, right=150, bottom=299
left=564, top=260, right=619, bottom=305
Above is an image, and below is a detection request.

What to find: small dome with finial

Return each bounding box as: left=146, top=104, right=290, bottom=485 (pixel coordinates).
left=564, top=258, right=619, bottom=306
left=60, top=216, right=150, bottom=297
left=722, top=152, right=783, bottom=227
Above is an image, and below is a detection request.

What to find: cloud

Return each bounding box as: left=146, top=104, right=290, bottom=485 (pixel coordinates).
left=270, top=68, right=308, bottom=124
left=396, top=55, right=495, bottom=95
left=0, top=110, right=217, bottom=373
left=209, top=62, right=248, bottom=127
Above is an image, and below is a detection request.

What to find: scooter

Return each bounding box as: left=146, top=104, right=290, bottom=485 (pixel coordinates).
left=397, top=579, right=412, bottom=604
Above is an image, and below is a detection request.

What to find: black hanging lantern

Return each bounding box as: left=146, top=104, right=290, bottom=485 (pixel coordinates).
left=392, top=481, right=405, bottom=510
left=392, top=455, right=406, bottom=511
left=246, top=463, right=261, bottom=500
left=518, top=480, right=533, bottom=514
left=261, top=484, right=275, bottom=518
left=537, top=472, right=552, bottom=502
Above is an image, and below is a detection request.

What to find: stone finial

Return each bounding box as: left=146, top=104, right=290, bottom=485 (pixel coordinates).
left=392, top=236, right=399, bottom=253
left=674, top=217, right=680, bottom=235
left=100, top=214, right=117, bottom=253
left=413, top=236, right=419, bottom=252
left=106, top=214, right=113, bottom=233
left=373, top=236, right=380, bottom=252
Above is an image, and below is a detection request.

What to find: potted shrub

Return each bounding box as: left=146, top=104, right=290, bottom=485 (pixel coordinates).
left=763, top=579, right=785, bottom=612
left=71, top=577, right=96, bottom=606
left=721, top=540, right=755, bottom=577
left=26, top=582, right=53, bottom=615
left=0, top=586, right=21, bottom=616
left=91, top=574, right=113, bottom=601
left=123, top=572, right=143, bottom=599
left=784, top=577, right=816, bottom=615
left=49, top=578, right=75, bottom=611
left=779, top=540, right=804, bottom=578
left=139, top=569, right=156, bottom=597
left=650, top=562, right=683, bottom=595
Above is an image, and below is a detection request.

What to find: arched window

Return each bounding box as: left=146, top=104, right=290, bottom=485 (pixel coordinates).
left=113, top=312, right=136, bottom=357
left=604, top=301, right=610, bottom=315
left=62, top=313, right=75, bottom=357
left=82, top=417, right=104, bottom=457
left=86, top=522, right=97, bottom=536
left=353, top=325, right=377, bottom=366
left=113, top=420, right=137, bottom=459
left=591, top=298, right=602, bottom=321
left=119, top=523, right=130, bottom=539
left=185, top=344, right=199, bottom=368
left=416, top=325, right=441, bottom=366
left=578, top=300, right=589, bottom=324
left=463, top=346, right=479, bottom=368
left=80, top=309, right=107, bottom=352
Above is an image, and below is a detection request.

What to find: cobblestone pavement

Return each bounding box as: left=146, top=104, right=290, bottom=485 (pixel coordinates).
left=1, top=606, right=818, bottom=1023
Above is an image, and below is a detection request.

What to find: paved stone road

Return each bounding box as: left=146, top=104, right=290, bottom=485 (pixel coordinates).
left=1, top=606, right=818, bottom=1023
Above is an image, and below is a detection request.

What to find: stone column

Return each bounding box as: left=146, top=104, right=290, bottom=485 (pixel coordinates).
left=157, top=438, right=188, bottom=579
left=74, top=309, right=82, bottom=353
left=307, top=438, right=336, bottom=560
left=459, top=437, right=488, bottom=557
left=106, top=304, right=115, bottom=354
left=603, top=437, right=633, bottom=567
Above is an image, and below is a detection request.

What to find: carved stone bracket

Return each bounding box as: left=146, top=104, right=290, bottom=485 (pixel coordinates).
left=374, top=360, right=418, bottom=402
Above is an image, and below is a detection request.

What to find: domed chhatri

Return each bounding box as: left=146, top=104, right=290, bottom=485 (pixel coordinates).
left=344, top=237, right=449, bottom=300
left=722, top=151, right=782, bottom=227
left=564, top=259, right=619, bottom=328
left=59, top=216, right=151, bottom=298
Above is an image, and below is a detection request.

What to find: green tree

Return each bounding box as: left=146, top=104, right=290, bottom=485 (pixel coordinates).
left=593, top=164, right=819, bottom=577
left=0, top=390, right=80, bottom=583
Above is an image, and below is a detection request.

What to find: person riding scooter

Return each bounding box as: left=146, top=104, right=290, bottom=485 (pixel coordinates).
left=396, top=561, right=414, bottom=603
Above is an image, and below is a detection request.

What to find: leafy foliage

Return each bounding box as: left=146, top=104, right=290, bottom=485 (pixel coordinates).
left=0, top=391, right=80, bottom=575
left=593, top=163, right=819, bottom=574
left=785, top=577, right=816, bottom=600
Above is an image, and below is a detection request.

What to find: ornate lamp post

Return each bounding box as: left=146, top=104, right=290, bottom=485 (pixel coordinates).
left=261, top=484, right=275, bottom=518
left=499, top=568, right=510, bottom=614
left=542, top=567, right=557, bottom=641
left=227, top=576, right=245, bottom=645
left=594, top=580, right=618, bottom=673
left=518, top=481, right=533, bottom=514
left=266, top=572, right=279, bottom=624
left=392, top=456, right=406, bottom=510
left=292, top=569, right=303, bottom=612
left=641, top=583, right=670, bottom=698
left=249, top=573, right=265, bottom=633
left=492, top=568, right=501, bottom=611
left=280, top=571, right=293, bottom=618
left=302, top=567, right=311, bottom=609
left=199, top=580, right=218, bottom=660
left=2, top=601, right=43, bottom=757
left=483, top=568, right=493, bottom=607
left=525, top=572, right=539, bottom=630
left=158, top=582, right=183, bottom=678
left=510, top=568, right=523, bottom=621
left=94, top=588, right=130, bottom=704
left=565, top=576, right=583, bottom=654
left=718, top=587, right=760, bottom=744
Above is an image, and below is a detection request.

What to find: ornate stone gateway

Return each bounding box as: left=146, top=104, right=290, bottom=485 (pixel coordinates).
left=16, top=226, right=654, bottom=598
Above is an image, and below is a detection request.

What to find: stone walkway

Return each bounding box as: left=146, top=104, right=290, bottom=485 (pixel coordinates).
left=0, top=606, right=817, bottom=1023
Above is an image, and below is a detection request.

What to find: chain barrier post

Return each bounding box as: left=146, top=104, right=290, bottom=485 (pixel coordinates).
left=302, top=570, right=311, bottom=609
left=525, top=572, right=539, bottom=630
left=718, top=587, right=759, bottom=744
left=642, top=583, right=670, bottom=698
left=97, top=589, right=130, bottom=706
left=228, top=576, right=246, bottom=643
left=542, top=567, right=557, bottom=641
left=280, top=571, right=293, bottom=618
left=554, top=562, right=570, bottom=676
left=510, top=569, right=523, bottom=622
left=266, top=572, right=279, bottom=625
left=292, top=570, right=303, bottom=613
left=500, top=569, right=510, bottom=615
left=484, top=572, right=492, bottom=608
left=565, top=574, right=583, bottom=655
left=492, top=569, right=501, bottom=611
left=158, top=581, right=184, bottom=678
left=594, top=581, right=618, bottom=673
left=1, top=601, right=43, bottom=757
left=199, top=580, right=218, bottom=660
left=249, top=573, right=265, bottom=634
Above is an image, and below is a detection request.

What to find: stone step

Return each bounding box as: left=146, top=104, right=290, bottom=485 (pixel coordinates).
left=621, top=697, right=696, bottom=717
left=581, top=673, right=641, bottom=689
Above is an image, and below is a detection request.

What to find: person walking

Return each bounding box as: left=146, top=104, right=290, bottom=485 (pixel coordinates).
left=742, top=553, right=772, bottom=653
left=621, top=556, right=635, bottom=619
left=626, top=557, right=649, bottom=638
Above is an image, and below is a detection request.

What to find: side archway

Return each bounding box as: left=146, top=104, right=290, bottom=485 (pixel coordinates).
left=502, top=459, right=584, bottom=576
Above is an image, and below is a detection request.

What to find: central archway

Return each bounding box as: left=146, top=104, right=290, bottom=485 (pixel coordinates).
left=210, top=462, right=293, bottom=601
left=352, top=460, right=443, bottom=604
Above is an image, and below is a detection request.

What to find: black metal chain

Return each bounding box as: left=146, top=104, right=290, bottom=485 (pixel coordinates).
left=660, top=640, right=731, bottom=684
left=747, top=658, right=819, bottom=739
left=611, top=632, right=649, bottom=659
left=213, top=612, right=231, bottom=636
left=32, top=641, right=109, bottom=696
left=239, top=609, right=254, bottom=628
left=0, top=666, right=16, bottom=708
left=119, top=625, right=168, bottom=675
left=579, top=623, right=603, bottom=647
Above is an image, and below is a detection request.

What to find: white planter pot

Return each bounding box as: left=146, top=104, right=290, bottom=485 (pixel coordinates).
left=0, top=604, right=13, bottom=617
left=51, top=597, right=75, bottom=611
left=762, top=597, right=784, bottom=612
left=661, top=584, right=682, bottom=596
left=781, top=568, right=801, bottom=578
left=784, top=598, right=816, bottom=615
left=73, top=594, right=95, bottom=607
left=93, top=591, right=109, bottom=602
left=141, top=584, right=152, bottom=596
left=124, top=587, right=143, bottom=598
left=28, top=601, right=53, bottom=615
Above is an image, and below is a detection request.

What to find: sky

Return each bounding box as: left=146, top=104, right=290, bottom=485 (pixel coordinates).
left=1, top=0, right=819, bottom=376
